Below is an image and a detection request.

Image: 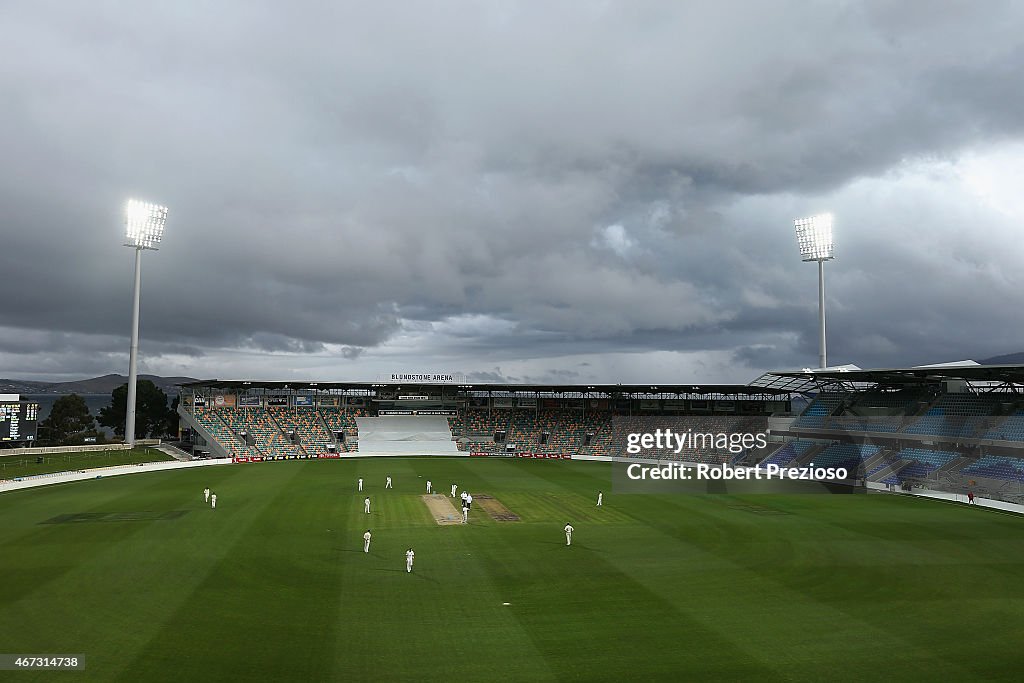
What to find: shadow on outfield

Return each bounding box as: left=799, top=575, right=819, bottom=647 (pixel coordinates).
left=373, top=568, right=439, bottom=583
left=538, top=540, right=602, bottom=553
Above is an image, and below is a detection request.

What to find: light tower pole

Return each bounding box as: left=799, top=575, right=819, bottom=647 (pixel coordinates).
left=124, top=199, right=168, bottom=446
left=794, top=213, right=834, bottom=370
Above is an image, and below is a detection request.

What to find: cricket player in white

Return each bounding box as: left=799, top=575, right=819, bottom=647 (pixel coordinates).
left=364, top=497, right=371, bottom=514
left=462, top=506, right=468, bottom=523
left=465, top=493, right=473, bottom=508
left=358, top=478, right=363, bottom=492
left=405, top=548, right=415, bottom=573
left=460, top=490, right=468, bottom=505
left=451, top=483, right=458, bottom=497
left=564, top=523, right=573, bottom=546
left=426, top=480, right=432, bottom=494
left=211, top=493, right=217, bottom=509
left=386, top=476, right=393, bottom=489
left=363, top=530, right=372, bottom=553
left=597, top=491, right=603, bottom=506
left=204, top=487, right=210, bottom=503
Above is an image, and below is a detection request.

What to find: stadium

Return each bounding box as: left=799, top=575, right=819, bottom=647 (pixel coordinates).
left=4, top=363, right=1024, bottom=680
left=5, top=2, right=1024, bottom=681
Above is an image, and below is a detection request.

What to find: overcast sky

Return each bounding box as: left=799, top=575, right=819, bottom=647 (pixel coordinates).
left=2, top=0, right=1023, bottom=385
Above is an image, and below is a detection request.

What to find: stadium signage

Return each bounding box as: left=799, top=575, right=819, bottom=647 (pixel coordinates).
left=391, top=374, right=455, bottom=382
left=398, top=395, right=429, bottom=400
left=378, top=409, right=458, bottom=416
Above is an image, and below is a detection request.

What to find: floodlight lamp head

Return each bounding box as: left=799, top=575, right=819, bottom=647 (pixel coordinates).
left=794, top=213, right=834, bottom=261
left=124, top=199, right=168, bottom=249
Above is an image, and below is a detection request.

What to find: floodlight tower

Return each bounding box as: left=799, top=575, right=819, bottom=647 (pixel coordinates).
left=794, top=213, right=834, bottom=370
left=123, top=199, right=168, bottom=446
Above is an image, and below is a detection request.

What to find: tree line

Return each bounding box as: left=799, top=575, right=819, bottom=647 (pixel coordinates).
left=36, top=380, right=179, bottom=446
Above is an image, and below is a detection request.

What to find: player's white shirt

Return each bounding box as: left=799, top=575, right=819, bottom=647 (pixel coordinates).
left=211, top=494, right=217, bottom=507
left=466, top=494, right=473, bottom=504
left=564, top=524, right=573, bottom=533
left=461, top=491, right=468, bottom=501
left=363, top=531, right=372, bottom=541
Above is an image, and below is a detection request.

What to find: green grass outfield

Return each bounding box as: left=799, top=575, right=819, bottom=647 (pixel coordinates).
left=0, top=447, right=174, bottom=479
left=1, top=457, right=1023, bottom=682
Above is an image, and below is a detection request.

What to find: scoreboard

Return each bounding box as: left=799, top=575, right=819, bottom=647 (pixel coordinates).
left=0, top=401, right=39, bottom=443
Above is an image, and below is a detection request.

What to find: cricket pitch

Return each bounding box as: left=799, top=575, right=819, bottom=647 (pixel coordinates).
left=422, top=494, right=462, bottom=525
left=476, top=494, right=520, bottom=521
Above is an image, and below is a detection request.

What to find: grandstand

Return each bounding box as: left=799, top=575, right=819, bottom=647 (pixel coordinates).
left=175, top=364, right=1024, bottom=501
left=753, top=364, right=1024, bottom=500
left=177, top=381, right=788, bottom=461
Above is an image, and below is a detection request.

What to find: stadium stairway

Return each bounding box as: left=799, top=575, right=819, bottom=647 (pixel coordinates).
left=177, top=406, right=240, bottom=459
left=154, top=443, right=191, bottom=462
left=266, top=409, right=311, bottom=458
left=791, top=442, right=828, bottom=467
left=935, top=455, right=973, bottom=476
left=316, top=412, right=340, bottom=451
left=868, top=459, right=912, bottom=484
left=861, top=449, right=889, bottom=473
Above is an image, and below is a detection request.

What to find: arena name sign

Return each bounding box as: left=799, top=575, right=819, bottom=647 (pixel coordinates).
left=390, top=373, right=456, bottom=383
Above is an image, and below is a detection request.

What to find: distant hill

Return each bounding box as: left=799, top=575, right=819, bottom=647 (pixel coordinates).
left=979, top=352, right=1024, bottom=365
left=0, top=374, right=197, bottom=395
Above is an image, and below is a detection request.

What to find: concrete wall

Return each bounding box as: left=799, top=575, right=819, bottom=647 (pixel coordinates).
left=0, top=458, right=231, bottom=494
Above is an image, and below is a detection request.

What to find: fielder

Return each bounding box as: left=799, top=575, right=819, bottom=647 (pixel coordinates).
left=211, top=493, right=218, bottom=510
left=465, top=493, right=473, bottom=509
left=564, top=522, right=573, bottom=546
left=358, top=478, right=363, bottom=492
left=597, top=491, right=603, bottom=507
left=405, top=548, right=415, bottom=573
left=204, top=487, right=210, bottom=503
left=386, top=476, right=393, bottom=489
left=426, top=480, right=433, bottom=494
left=462, top=505, right=469, bottom=523
left=363, top=529, right=372, bottom=553
left=451, top=483, right=458, bottom=497
left=364, top=496, right=371, bottom=514
left=460, top=490, right=468, bottom=505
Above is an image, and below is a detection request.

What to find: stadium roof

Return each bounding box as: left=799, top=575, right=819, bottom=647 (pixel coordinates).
left=178, top=379, right=793, bottom=396
left=751, top=364, right=1024, bottom=393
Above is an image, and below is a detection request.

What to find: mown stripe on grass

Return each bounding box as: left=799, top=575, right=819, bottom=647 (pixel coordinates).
left=112, top=462, right=339, bottom=682
left=472, top=522, right=778, bottom=680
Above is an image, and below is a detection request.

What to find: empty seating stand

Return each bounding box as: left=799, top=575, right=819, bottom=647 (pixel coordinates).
left=904, top=395, right=999, bottom=439
left=792, top=393, right=846, bottom=429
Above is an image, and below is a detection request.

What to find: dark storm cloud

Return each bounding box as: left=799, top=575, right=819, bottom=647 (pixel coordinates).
left=465, top=369, right=522, bottom=384
left=2, top=0, right=1024, bottom=381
